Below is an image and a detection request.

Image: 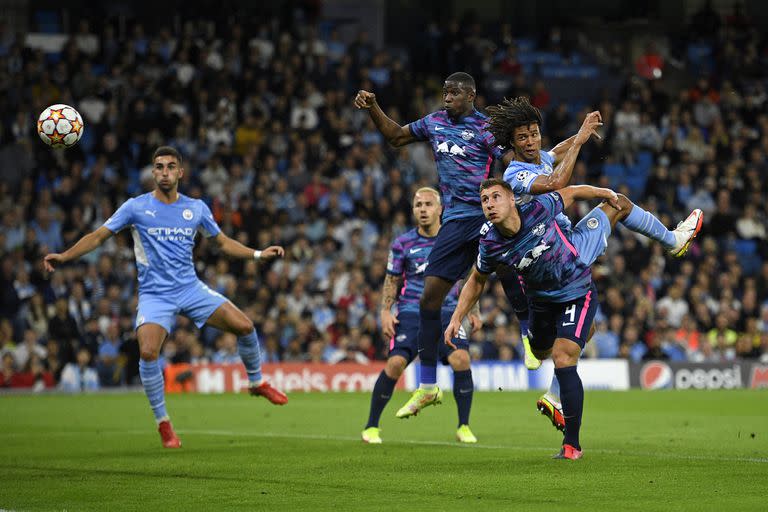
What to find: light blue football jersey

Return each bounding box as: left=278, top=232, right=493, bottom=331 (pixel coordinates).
left=104, top=193, right=221, bottom=294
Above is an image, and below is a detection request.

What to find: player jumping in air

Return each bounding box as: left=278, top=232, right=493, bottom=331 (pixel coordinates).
left=445, top=179, right=701, bottom=459
left=485, top=97, right=703, bottom=430
left=362, top=188, right=481, bottom=444
left=356, top=73, right=539, bottom=418
left=43, top=146, right=288, bottom=449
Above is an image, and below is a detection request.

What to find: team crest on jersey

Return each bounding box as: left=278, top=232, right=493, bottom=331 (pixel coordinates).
left=182, top=209, right=193, bottom=220
left=587, top=218, right=600, bottom=230
left=461, top=129, right=474, bottom=141
left=531, top=222, right=546, bottom=236
left=516, top=171, right=530, bottom=182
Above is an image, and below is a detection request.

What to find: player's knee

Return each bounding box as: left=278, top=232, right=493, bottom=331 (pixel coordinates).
left=231, top=317, right=255, bottom=337
left=140, top=348, right=160, bottom=361
left=385, top=357, right=407, bottom=378
left=448, top=350, right=471, bottom=371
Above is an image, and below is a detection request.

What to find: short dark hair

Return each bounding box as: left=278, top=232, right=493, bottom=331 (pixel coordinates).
left=485, top=96, right=543, bottom=147
left=480, top=178, right=513, bottom=193
left=445, top=72, right=476, bottom=93
left=152, top=146, right=183, bottom=165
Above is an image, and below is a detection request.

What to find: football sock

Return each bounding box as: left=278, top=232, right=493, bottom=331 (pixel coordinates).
left=621, top=205, right=676, bottom=248
left=518, top=316, right=530, bottom=342
left=546, top=373, right=561, bottom=402
left=366, top=370, right=398, bottom=428
left=237, top=329, right=263, bottom=384
left=417, top=308, right=441, bottom=385
left=452, top=369, right=474, bottom=427
left=139, top=358, right=168, bottom=422
left=556, top=365, right=584, bottom=450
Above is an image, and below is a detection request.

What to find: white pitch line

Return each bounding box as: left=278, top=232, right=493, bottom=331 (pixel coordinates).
left=179, top=429, right=768, bottom=464
left=4, top=429, right=766, bottom=464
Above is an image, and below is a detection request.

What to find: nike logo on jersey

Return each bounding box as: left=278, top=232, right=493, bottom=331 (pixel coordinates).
left=435, top=126, right=444, bottom=131
left=145, top=210, right=157, bottom=218
left=409, top=247, right=423, bottom=254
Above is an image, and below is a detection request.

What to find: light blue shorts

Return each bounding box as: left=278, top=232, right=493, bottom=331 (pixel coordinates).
left=135, top=280, right=228, bottom=334
left=570, top=207, right=612, bottom=267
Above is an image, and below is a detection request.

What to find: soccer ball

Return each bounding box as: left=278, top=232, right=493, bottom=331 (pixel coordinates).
left=37, top=104, right=84, bottom=148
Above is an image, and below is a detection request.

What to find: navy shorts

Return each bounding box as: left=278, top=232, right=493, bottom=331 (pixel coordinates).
left=424, top=215, right=486, bottom=282
left=389, top=311, right=469, bottom=364
left=528, top=283, right=599, bottom=351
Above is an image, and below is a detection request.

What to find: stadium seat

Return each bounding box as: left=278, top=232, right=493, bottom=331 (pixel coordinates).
left=34, top=10, right=61, bottom=34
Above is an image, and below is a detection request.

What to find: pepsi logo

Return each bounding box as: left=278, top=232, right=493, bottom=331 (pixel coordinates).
left=640, top=361, right=673, bottom=389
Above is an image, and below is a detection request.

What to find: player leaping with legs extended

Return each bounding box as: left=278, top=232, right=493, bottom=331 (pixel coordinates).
left=446, top=179, right=701, bottom=459
left=362, top=188, right=482, bottom=445
left=44, top=146, right=288, bottom=449
left=485, top=97, right=703, bottom=430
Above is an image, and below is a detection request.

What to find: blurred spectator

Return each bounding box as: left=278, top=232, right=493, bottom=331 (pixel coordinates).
left=59, top=347, right=100, bottom=392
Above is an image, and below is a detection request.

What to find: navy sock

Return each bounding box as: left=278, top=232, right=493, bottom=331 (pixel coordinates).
left=620, top=204, right=675, bottom=248
left=366, top=370, right=398, bottom=428
left=452, top=370, right=474, bottom=427
left=555, top=365, right=584, bottom=450
left=417, top=308, right=441, bottom=385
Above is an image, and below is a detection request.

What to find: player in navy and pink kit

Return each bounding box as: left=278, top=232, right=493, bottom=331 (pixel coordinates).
left=43, top=146, right=288, bottom=449
left=362, top=188, right=480, bottom=444
left=486, top=97, right=703, bottom=429
left=355, top=72, right=529, bottom=418
left=445, top=178, right=700, bottom=459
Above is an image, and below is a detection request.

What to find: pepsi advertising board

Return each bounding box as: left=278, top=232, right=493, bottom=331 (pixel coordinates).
left=631, top=361, right=768, bottom=390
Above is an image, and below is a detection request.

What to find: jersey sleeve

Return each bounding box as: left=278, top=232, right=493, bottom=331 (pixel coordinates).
left=544, top=150, right=556, bottom=163
left=386, top=237, right=405, bottom=276
left=407, top=114, right=431, bottom=141
left=475, top=240, right=497, bottom=275
left=103, top=198, right=135, bottom=233
left=503, top=162, right=539, bottom=195
left=538, top=192, right=565, bottom=217
left=197, top=201, right=221, bottom=238
left=480, top=130, right=505, bottom=160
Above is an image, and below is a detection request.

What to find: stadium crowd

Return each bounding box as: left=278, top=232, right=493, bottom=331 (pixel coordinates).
left=0, top=4, right=767, bottom=390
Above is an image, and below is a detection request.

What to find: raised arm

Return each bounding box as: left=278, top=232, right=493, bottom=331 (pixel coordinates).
left=556, top=185, right=621, bottom=210
left=43, top=226, right=114, bottom=272
left=211, top=232, right=284, bottom=261
left=548, top=111, right=602, bottom=165
left=354, top=90, right=416, bottom=147
left=379, top=273, right=403, bottom=340
left=528, top=111, right=602, bottom=194
left=444, top=267, right=489, bottom=348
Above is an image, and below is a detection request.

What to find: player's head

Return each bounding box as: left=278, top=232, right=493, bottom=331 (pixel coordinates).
left=443, top=72, right=476, bottom=119
left=413, top=187, right=442, bottom=229
left=152, top=146, right=185, bottom=193
left=479, top=178, right=515, bottom=225
left=485, top=96, right=543, bottom=163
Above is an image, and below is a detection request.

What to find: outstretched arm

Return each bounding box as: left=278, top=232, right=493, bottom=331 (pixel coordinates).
left=354, top=90, right=416, bottom=147
left=557, top=185, right=621, bottom=210
left=548, top=111, right=602, bottom=165
left=211, top=232, right=284, bottom=261
left=445, top=268, right=489, bottom=349
left=44, top=226, right=114, bottom=272
left=528, top=111, right=602, bottom=194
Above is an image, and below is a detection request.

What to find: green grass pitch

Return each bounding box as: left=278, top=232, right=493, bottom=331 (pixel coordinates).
left=1, top=390, right=766, bottom=511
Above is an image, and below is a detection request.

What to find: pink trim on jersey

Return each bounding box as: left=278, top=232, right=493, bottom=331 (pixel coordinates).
left=574, top=290, right=592, bottom=338
left=389, top=335, right=395, bottom=351
left=484, top=156, right=492, bottom=178
left=517, top=275, right=527, bottom=295
left=554, top=223, right=579, bottom=256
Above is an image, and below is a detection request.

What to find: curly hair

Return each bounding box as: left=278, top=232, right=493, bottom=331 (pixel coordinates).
left=485, top=96, right=543, bottom=147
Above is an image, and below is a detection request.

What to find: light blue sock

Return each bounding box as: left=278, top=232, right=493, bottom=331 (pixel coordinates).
left=139, top=359, right=168, bottom=422
left=620, top=205, right=675, bottom=248
left=237, top=329, right=263, bottom=384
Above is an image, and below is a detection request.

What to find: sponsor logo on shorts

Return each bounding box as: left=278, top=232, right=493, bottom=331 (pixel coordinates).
left=396, top=334, right=407, bottom=342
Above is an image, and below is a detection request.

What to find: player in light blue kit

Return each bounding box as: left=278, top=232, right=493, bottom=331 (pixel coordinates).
left=43, top=146, right=288, bottom=449
left=486, top=97, right=703, bottom=429
left=361, top=188, right=481, bottom=445
left=445, top=178, right=702, bottom=459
